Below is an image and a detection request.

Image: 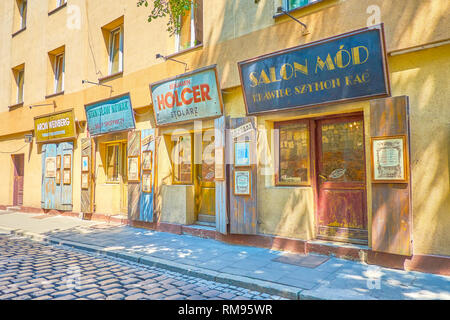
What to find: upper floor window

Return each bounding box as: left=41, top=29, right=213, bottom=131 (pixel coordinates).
left=109, top=26, right=123, bottom=75
left=56, top=0, right=67, bottom=7
left=12, top=65, right=25, bottom=105
left=284, top=0, right=319, bottom=11
left=175, top=0, right=203, bottom=52
left=54, top=53, right=65, bottom=93
left=14, top=0, right=27, bottom=32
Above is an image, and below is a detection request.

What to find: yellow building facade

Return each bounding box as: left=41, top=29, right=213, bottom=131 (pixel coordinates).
left=0, top=0, right=449, bottom=274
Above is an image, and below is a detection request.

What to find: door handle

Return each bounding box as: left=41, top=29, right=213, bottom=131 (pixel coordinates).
left=318, top=174, right=327, bottom=181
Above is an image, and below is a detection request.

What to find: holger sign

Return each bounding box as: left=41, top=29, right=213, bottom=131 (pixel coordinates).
left=150, top=65, right=223, bottom=126
left=34, top=109, right=76, bottom=143
left=85, top=93, right=135, bottom=136
left=238, top=25, right=390, bottom=115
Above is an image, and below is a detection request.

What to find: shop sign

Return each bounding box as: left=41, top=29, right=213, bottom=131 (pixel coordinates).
left=150, top=65, right=223, bottom=126
left=238, top=25, right=390, bottom=115
left=34, top=109, right=77, bottom=143
left=85, top=94, right=135, bottom=136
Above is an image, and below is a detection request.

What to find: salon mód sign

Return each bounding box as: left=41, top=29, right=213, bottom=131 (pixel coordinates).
left=238, top=25, right=390, bottom=115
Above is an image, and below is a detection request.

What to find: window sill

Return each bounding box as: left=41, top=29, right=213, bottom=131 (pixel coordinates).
left=8, top=102, right=24, bottom=111
left=12, top=27, right=26, bottom=38
left=48, top=3, right=67, bottom=16
left=167, top=43, right=203, bottom=60
left=99, top=71, right=123, bottom=83
left=273, top=0, right=325, bottom=19
left=45, top=91, right=64, bottom=99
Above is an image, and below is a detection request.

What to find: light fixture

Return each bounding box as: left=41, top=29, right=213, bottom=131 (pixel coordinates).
left=276, top=6, right=309, bottom=35
left=24, top=134, right=33, bottom=143
left=82, top=79, right=113, bottom=90
left=156, top=53, right=189, bottom=72
left=29, top=101, right=56, bottom=110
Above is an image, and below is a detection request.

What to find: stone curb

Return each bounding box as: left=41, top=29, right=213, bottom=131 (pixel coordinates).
left=0, top=227, right=310, bottom=300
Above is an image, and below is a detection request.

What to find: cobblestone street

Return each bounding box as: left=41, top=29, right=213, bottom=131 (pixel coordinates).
left=0, top=234, right=283, bottom=300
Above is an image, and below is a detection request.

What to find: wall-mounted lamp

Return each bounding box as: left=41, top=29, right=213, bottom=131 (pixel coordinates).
left=29, top=101, right=56, bottom=110
left=24, top=133, right=33, bottom=143
left=156, top=53, right=189, bottom=72
left=82, top=79, right=113, bottom=90
left=276, top=6, right=309, bottom=35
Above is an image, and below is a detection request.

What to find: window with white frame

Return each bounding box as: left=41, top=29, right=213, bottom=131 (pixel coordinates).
left=109, top=27, right=123, bottom=75
left=57, top=0, right=67, bottom=7
left=175, top=0, right=203, bottom=52
left=19, top=0, right=27, bottom=29
left=54, top=53, right=65, bottom=93
left=16, top=69, right=25, bottom=104
left=284, top=0, right=320, bottom=11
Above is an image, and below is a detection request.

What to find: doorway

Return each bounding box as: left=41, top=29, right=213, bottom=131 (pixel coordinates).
left=12, top=154, right=24, bottom=206
left=104, top=141, right=128, bottom=215
left=315, top=115, right=368, bottom=244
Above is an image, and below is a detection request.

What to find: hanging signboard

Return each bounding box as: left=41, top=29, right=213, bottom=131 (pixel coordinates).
left=238, top=25, right=390, bottom=115
left=34, top=109, right=77, bottom=143
left=150, top=65, right=223, bottom=126
left=85, top=93, right=135, bottom=136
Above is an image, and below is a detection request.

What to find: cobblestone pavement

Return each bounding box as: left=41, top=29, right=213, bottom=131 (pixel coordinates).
left=0, top=234, right=284, bottom=300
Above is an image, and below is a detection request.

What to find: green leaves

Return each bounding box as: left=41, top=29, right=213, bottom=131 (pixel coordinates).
left=137, top=0, right=193, bottom=36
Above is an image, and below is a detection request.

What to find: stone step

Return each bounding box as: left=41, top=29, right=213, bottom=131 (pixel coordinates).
left=6, top=206, right=21, bottom=212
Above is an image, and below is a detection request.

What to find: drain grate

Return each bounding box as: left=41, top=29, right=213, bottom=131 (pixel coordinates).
left=272, top=253, right=329, bottom=269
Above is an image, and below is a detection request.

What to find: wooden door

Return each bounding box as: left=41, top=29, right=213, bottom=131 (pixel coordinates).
left=12, top=154, right=24, bottom=206
left=59, top=142, right=74, bottom=211
left=316, top=115, right=368, bottom=244
left=139, top=129, right=155, bottom=222
left=41, top=144, right=57, bottom=210
left=195, top=131, right=216, bottom=223
left=121, top=141, right=128, bottom=215
left=81, top=138, right=95, bottom=213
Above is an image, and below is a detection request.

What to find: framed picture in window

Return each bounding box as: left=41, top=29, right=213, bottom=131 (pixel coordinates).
left=56, top=169, right=61, bottom=185
left=142, top=151, right=152, bottom=171
left=45, top=157, right=56, bottom=178
left=371, top=135, right=408, bottom=183
left=82, top=155, right=89, bottom=172
left=81, top=172, right=89, bottom=190
left=234, top=169, right=251, bottom=196
left=142, top=172, right=152, bottom=193
left=234, top=141, right=250, bottom=167
left=127, top=156, right=140, bottom=182
left=63, top=169, right=71, bottom=185
left=63, top=154, right=71, bottom=170
left=56, top=155, right=61, bottom=169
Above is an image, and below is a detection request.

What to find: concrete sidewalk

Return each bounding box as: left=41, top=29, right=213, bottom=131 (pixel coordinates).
left=0, top=211, right=449, bottom=300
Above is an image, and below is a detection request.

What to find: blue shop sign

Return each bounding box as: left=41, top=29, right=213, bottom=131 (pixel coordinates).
left=85, top=94, right=136, bottom=136
left=238, top=25, right=390, bottom=115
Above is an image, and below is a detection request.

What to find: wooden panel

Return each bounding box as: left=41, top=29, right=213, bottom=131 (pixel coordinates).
left=370, top=96, right=412, bottom=256
left=59, top=142, right=73, bottom=211
left=41, top=144, right=57, bottom=210
left=81, top=138, right=94, bottom=213
left=228, top=117, right=258, bottom=235
left=139, top=129, right=155, bottom=222
left=128, top=131, right=141, bottom=220
left=12, top=154, right=24, bottom=206
left=215, top=116, right=228, bottom=234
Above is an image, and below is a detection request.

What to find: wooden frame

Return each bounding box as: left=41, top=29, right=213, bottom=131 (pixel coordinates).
left=171, top=133, right=194, bottom=185
left=56, top=169, right=61, bottom=185
left=63, top=169, right=71, bottom=185
left=142, top=172, right=152, bottom=193
left=63, top=154, right=71, bottom=170
left=214, top=146, right=225, bottom=181
left=234, top=141, right=251, bottom=167
left=81, top=172, right=89, bottom=190
left=142, top=150, right=153, bottom=171
left=233, top=169, right=252, bottom=196
left=45, top=157, right=56, bottom=178
left=371, top=135, right=408, bottom=183
left=274, top=119, right=311, bottom=186
left=127, top=155, right=140, bottom=182
left=81, top=155, right=89, bottom=172
left=56, top=155, right=61, bottom=169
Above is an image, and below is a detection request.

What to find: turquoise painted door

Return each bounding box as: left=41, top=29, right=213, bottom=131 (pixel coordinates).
left=41, top=142, right=73, bottom=211
left=139, top=129, right=155, bottom=222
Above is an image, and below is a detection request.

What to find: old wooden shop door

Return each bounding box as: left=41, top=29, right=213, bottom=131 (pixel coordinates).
left=12, top=154, right=24, bottom=206
left=316, top=115, right=368, bottom=244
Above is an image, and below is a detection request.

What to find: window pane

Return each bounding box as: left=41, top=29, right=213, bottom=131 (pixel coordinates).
left=107, top=145, right=119, bottom=182
left=320, top=120, right=365, bottom=182
left=179, top=8, right=192, bottom=50
left=17, top=70, right=24, bottom=103
left=288, top=0, right=310, bottom=10
left=173, top=135, right=192, bottom=184
left=21, top=1, right=27, bottom=28
left=278, top=122, right=309, bottom=184
left=55, top=55, right=64, bottom=93
left=110, top=30, right=121, bottom=74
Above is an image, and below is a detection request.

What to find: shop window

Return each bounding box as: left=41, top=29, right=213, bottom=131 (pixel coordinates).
left=284, top=0, right=320, bottom=11
left=175, top=0, right=203, bottom=52
left=106, top=144, right=120, bottom=183
left=172, top=135, right=193, bottom=184
left=109, top=26, right=123, bottom=75
left=275, top=120, right=310, bottom=185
